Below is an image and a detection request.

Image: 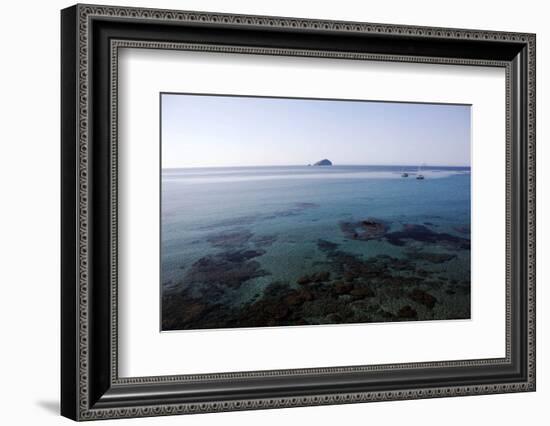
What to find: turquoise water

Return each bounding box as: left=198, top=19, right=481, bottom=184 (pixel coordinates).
left=161, top=165, right=471, bottom=330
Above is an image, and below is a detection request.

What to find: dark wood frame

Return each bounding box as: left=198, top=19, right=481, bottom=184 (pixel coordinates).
left=61, top=4, right=536, bottom=421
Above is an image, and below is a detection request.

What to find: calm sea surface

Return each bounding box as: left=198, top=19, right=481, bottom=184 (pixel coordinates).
left=161, top=165, right=471, bottom=329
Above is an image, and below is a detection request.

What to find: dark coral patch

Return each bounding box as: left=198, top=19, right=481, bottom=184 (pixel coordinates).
left=297, top=271, right=331, bottom=285
left=184, top=249, right=268, bottom=289
left=338, top=220, right=470, bottom=251
left=339, top=218, right=387, bottom=241
left=317, top=239, right=339, bottom=252
left=397, top=305, right=418, bottom=319
left=164, top=216, right=470, bottom=330
left=385, top=224, right=470, bottom=250
left=349, top=285, right=375, bottom=299
left=408, top=288, right=437, bottom=309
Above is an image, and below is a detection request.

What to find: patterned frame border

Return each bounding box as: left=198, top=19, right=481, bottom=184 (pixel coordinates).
left=72, top=4, right=535, bottom=420
left=109, top=40, right=512, bottom=383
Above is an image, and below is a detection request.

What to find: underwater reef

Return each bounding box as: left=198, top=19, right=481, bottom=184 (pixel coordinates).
left=162, top=217, right=470, bottom=331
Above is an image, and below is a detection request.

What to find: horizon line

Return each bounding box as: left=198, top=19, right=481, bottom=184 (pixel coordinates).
left=162, top=163, right=472, bottom=169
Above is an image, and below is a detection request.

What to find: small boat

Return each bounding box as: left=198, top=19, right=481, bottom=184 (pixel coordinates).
left=401, top=171, right=409, bottom=178
left=416, top=165, right=425, bottom=180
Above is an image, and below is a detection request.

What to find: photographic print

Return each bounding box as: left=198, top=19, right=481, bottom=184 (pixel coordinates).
left=161, top=93, right=471, bottom=331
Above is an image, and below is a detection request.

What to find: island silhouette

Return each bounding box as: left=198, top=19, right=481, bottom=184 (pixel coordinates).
left=313, top=159, right=332, bottom=166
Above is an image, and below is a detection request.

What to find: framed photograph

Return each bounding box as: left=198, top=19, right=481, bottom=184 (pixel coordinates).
left=61, top=4, right=536, bottom=421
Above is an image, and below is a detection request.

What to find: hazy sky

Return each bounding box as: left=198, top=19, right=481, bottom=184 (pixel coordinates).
left=161, top=93, right=471, bottom=168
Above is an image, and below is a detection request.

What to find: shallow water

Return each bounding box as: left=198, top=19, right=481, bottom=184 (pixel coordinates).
left=161, top=165, right=471, bottom=330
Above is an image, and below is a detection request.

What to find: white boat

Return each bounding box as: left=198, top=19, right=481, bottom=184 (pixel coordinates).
left=416, top=165, right=425, bottom=180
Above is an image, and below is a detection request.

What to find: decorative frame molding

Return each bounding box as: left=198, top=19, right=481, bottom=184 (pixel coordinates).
left=61, top=4, right=535, bottom=421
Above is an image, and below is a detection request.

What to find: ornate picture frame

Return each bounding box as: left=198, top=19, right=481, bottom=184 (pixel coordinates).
left=61, top=4, right=535, bottom=421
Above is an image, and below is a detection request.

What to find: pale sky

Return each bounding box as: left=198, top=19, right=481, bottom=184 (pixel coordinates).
left=161, top=93, right=471, bottom=168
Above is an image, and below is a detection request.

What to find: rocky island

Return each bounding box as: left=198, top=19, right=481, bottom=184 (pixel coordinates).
left=313, top=159, right=332, bottom=166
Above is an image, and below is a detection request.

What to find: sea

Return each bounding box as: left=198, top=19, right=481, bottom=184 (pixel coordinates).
left=161, top=165, right=471, bottom=330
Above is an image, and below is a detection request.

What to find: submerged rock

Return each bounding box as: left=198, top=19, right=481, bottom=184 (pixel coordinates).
left=317, top=239, right=339, bottom=252
left=184, top=249, right=268, bottom=289
left=408, top=288, right=437, bottom=309
left=339, top=218, right=387, bottom=241
left=163, top=217, right=470, bottom=330
left=297, top=275, right=312, bottom=285
left=332, top=281, right=353, bottom=295
left=297, top=271, right=331, bottom=285
left=349, top=285, right=375, bottom=299
left=285, top=289, right=314, bottom=306
left=385, top=224, right=470, bottom=250
left=339, top=220, right=470, bottom=251
left=397, top=305, right=418, bottom=319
